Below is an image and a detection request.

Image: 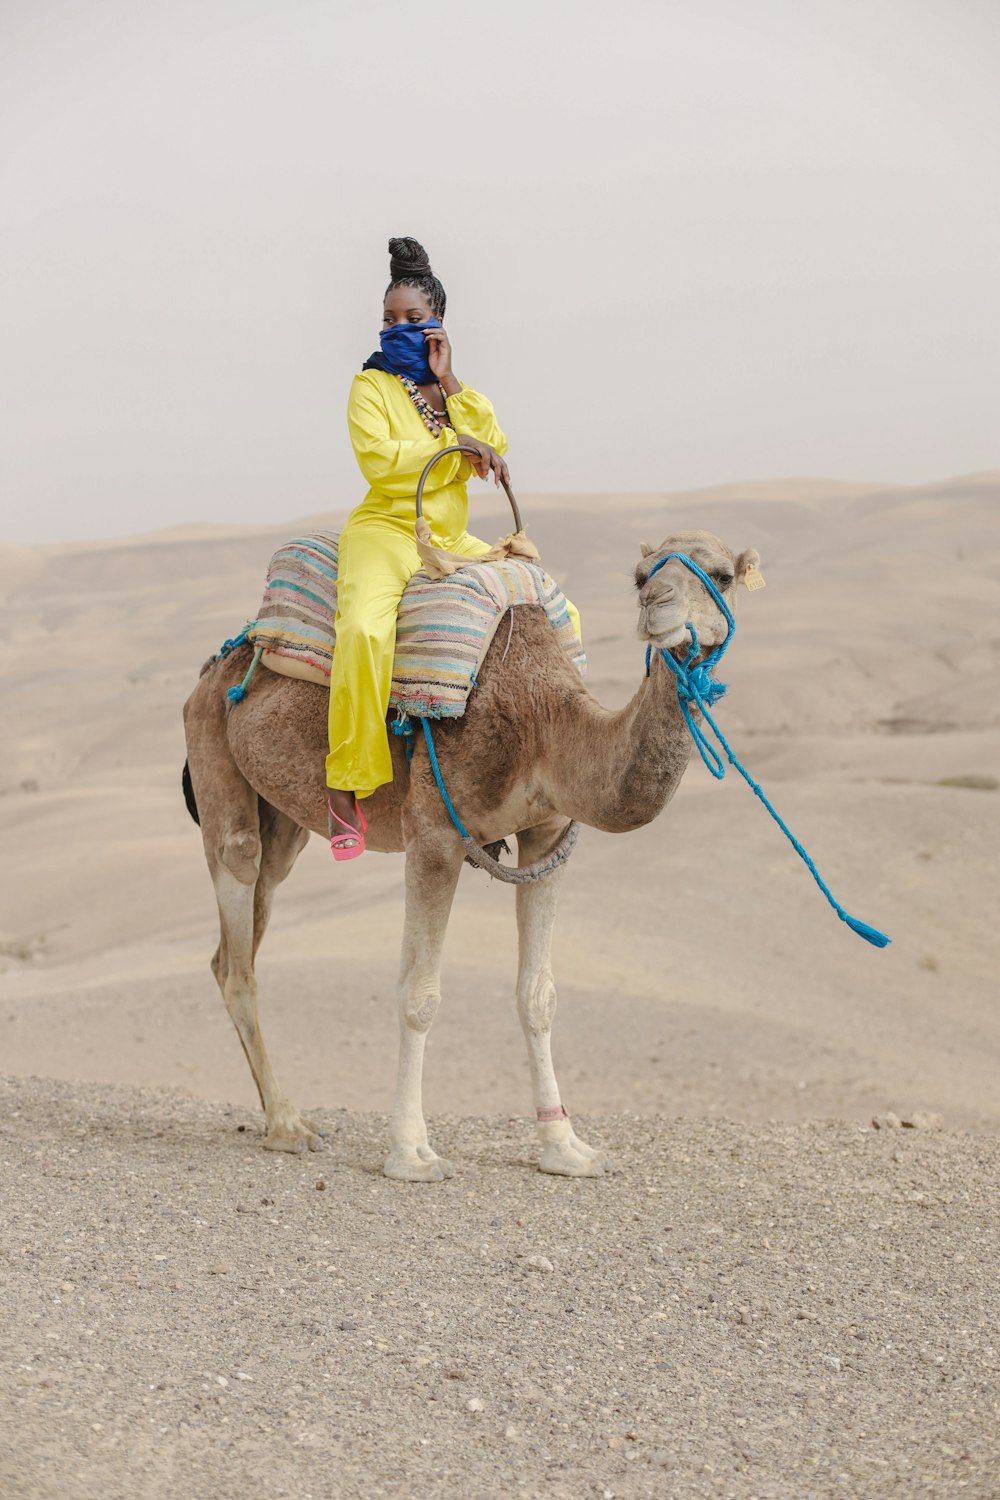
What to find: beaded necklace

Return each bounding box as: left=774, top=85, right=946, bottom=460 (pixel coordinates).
left=398, top=374, right=450, bottom=437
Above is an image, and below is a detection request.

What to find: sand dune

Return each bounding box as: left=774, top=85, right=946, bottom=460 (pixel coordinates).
left=2, top=474, right=999, bottom=1497
left=2, top=472, right=998, bottom=1129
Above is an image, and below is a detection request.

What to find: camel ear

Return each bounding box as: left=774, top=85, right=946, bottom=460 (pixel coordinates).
left=736, top=548, right=765, bottom=591
left=639, top=541, right=654, bottom=559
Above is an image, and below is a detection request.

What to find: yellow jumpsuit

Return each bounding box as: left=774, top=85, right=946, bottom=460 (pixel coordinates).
left=326, top=369, right=578, bottom=799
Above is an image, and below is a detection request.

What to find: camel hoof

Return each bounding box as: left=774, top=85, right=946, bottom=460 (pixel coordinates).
left=538, top=1139, right=608, bottom=1178
left=383, top=1148, right=455, bottom=1183
left=263, top=1117, right=326, bottom=1154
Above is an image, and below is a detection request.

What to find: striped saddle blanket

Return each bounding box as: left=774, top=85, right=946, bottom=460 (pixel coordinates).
left=249, top=532, right=585, bottom=719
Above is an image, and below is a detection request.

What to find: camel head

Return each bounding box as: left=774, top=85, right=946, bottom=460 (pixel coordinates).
left=634, top=530, right=760, bottom=654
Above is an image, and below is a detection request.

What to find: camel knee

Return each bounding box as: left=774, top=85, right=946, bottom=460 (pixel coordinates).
left=222, top=970, right=258, bottom=1025
left=518, top=971, right=557, bottom=1033
left=220, top=828, right=261, bottom=884
left=401, top=983, right=441, bottom=1033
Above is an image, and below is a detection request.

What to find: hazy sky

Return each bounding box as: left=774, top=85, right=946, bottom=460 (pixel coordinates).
left=2, top=0, right=998, bottom=543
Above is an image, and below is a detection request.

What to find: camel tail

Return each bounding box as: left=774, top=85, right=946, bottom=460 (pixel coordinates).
left=182, top=760, right=200, bottom=826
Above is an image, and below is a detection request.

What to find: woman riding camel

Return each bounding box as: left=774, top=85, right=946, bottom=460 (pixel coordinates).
left=326, top=236, right=578, bottom=859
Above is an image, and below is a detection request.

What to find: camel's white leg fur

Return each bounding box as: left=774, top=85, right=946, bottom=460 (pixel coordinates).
left=210, top=808, right=321, bottom=1154
left=516, top=820, right=608, bottom=1178
left=384, top=836, right=464, bottom=1182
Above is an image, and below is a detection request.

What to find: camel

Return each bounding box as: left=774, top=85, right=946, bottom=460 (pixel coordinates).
left=182, top=529, right=759, bottom=1180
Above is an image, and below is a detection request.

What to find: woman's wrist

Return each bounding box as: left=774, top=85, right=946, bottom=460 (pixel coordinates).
left=439, top=373, right=461, bottom=397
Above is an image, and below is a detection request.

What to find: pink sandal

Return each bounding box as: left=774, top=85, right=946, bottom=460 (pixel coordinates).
left=328, top=797, right=368, bottom=861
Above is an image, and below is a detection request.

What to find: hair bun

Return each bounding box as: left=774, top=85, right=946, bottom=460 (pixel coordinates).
left=388, top=235, right=433, bottom=281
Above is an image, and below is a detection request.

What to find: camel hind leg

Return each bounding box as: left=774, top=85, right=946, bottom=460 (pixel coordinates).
left=185, top=682, right=320, bottom=1152
left=208, top=798, right=321, bottom=1152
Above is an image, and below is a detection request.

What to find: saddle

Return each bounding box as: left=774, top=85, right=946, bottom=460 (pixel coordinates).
left=248, top=532, right=585, bottom=720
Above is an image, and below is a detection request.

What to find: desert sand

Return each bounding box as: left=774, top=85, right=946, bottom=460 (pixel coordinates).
left=2, top=473, right=999, bottom=1498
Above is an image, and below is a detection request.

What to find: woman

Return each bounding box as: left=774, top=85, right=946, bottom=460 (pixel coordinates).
left=325, top=236, right=515, bottom=858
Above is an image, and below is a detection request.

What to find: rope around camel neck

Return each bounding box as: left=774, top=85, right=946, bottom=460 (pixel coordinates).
left=418, top=716, right=581, bottom=884
left=644, top=552, right=890, bottom=948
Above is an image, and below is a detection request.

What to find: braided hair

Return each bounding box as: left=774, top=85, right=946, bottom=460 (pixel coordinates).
left=385, top=236, right=446, bottom=319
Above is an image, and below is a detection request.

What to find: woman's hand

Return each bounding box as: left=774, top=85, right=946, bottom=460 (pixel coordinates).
left=424, top=326, right=454, bottom=382
left=458, top=436, right=510, bottom=488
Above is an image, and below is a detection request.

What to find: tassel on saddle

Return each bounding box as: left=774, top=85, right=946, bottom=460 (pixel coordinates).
left=414, top=517, right=539, bottom=580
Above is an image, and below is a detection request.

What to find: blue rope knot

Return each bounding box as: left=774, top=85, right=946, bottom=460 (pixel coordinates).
left=218, top=625, right=253, bottom=658
left=391, top=711, right=415, bottom=764
left=644, top=551, right=890, bottom=948
left=676, top=651, right=728, bottom=710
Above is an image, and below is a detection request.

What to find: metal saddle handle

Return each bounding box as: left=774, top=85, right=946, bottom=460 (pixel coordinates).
left=416, top=444, right=524, bottom=534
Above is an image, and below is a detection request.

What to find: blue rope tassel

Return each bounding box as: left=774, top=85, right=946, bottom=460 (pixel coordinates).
left=227, top=645, right=263, bottom=703
left=644, top=553, right=890, bottom=949
left=215, top=623, right=260, bottom=705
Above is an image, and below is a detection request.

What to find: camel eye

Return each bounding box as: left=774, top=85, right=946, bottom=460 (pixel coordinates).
left=711, top=571, right=734, bottom=589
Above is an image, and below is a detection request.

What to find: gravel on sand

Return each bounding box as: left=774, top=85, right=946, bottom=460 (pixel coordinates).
left=2, top=1076, right=998, bottom=1500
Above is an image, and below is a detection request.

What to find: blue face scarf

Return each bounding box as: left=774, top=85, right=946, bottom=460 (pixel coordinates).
left=363, top=318, right=442, bottom=384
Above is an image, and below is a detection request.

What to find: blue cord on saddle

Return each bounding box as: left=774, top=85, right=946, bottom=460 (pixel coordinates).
left=217, top=624, right=253, bottom=658
left=216, top=623, right=263, bottom=704
left=645, top=554, right=890, bottom=949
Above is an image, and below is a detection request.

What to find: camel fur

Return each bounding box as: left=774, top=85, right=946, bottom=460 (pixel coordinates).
left=181, top=530, right=759, bottom=1180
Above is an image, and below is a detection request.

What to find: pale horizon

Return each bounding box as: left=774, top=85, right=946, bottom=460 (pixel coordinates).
left=13, top=466, right=1000, bottom=553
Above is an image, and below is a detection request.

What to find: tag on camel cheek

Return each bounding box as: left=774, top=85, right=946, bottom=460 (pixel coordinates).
left=743, top=563, right=766, bottom=592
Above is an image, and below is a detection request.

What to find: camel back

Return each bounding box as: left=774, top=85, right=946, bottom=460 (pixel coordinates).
left=249, top=532, right=585, bottom=720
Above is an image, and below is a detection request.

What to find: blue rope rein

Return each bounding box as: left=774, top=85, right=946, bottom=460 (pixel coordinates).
left=419, top=716, right=470, bottom=838
left=645, top=553, right=890, bottom=949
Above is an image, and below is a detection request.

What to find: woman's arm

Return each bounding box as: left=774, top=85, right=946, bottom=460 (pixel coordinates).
left=347, top=375, right=463, bottom=498
left=443, top=386, right=508, bottom=456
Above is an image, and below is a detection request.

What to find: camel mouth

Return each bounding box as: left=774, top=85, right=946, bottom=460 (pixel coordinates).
left=654, top=624, right=691, bottom=651
left=638, top=603, right=691, bottom=651
left=645, top=621, right=724, bottom=662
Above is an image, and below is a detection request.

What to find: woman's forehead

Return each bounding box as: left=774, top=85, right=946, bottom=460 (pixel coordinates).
left=383, top=285, right=432, bottom=313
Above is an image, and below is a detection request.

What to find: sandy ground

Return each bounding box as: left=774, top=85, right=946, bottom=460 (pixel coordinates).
left=2, top=473, right=999, bottom=1495
left=3, top=1077, right=999, bottom=1500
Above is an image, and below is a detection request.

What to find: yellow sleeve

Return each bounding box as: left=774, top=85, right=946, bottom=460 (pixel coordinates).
left=442, top=384, right=508, bottom=456
left=347, top=374, right=463, bottom=498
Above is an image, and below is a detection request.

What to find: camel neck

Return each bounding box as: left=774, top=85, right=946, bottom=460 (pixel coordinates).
left=550, top=651, right=693, bottom=832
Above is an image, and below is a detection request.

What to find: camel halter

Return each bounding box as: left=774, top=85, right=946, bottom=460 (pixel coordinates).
left=644, top=552, right=890, bottom=948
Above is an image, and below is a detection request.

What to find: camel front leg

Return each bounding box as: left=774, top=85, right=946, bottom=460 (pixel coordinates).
left=384, top=836, right=464, bottom=1182
left=516, top=820, right=608, bottom=1178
